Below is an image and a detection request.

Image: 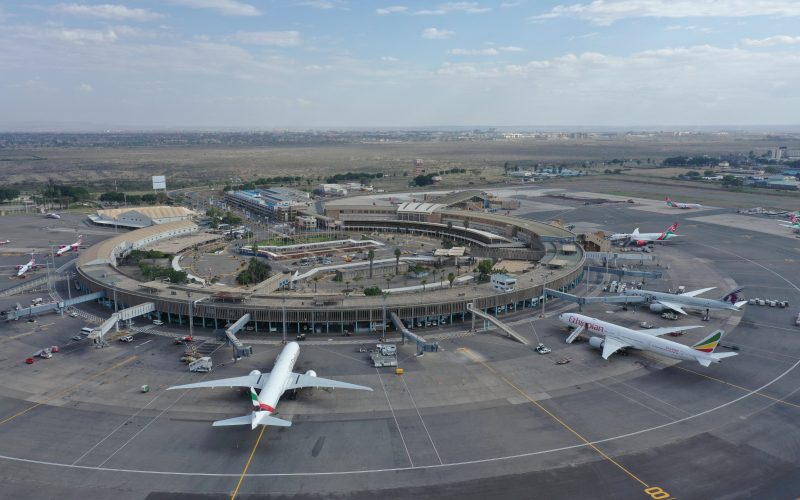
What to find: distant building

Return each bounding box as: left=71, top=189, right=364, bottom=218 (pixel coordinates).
left=491, top=274, right=517, bottom=292
left=296, top=216, right=318, bottom=230
left=224, top=187, right=309, bottom=222
left=414, top=159, right=424, bottom=177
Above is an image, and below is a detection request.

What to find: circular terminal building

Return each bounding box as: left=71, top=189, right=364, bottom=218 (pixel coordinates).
left=76, top=190, right=584, bottom=337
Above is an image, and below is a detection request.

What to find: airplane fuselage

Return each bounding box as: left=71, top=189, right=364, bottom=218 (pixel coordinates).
left=257, top=342, right=301, bottom=414
left=559, top=313, right=719, bottom=365
left=625, top=289, right=743, bottom=312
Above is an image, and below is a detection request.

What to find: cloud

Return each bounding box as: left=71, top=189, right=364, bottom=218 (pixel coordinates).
left=169, top=0, right=260, bottom=17
left=422, top=28, right=454, bottom=39
left=743, top=35, right=800, bottom=47
left=530, top=0, right=800, bottom=26
left=376, top=5, right=408, bottom=15
left=449, top=48, right=498, bottom=55
left=664, top=25, right=713, bottom=33
left=377, top=2, right=490, bottom=15
left=381, top=56, right=398, bottom=61
left=414, top=2, right=491, bottom=15
left=498, top=45, right=523, bottom=52
left=296, top=0, right=335, bottom=8
left=52, top=3, right=163, bottom=22
left=230, top=31, right=301, bottom=46
left=78, top=83, right=93, bottom=92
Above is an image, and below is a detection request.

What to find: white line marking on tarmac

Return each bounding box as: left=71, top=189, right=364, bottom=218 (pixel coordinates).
left=374, top=368, right=414, bottom=468
left=400, top=375, right=443, bottom=465
left=136, top=340, right=153, bottom=348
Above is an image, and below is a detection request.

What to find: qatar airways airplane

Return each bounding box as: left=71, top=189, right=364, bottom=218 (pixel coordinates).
left=168, top=342, right=373, bottom=429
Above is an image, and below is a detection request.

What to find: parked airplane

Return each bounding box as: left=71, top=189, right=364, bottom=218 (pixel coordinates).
left=167, top=341, right=372, bottom=429
left=55, top=235, right=84, bottom=256
left=623, top=286, right=747, bottom=316
left=44, top=213, right=61, bottom=219
left=559, top=313, right=737, bottom=367
left=15, top=254, right=40, bottom=278
left=608, top=223, right=680, bottom=246
left=666, top=197, right=703, bottom=209
left=0, top=239, right=10, bottom=245
left=780, top=214, right=799, bottom=229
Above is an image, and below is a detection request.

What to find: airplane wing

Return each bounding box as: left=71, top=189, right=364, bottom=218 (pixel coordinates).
left=167, top=373, right=266, bottom=390
left=637, top=325, right=703, bottom=337
left=601, top=337, right=630, bottom=360
left=656, top=300, right=688, bottom=315
left=285, top=373, right=373, bottom=392
left=682, top=287, right=716, bottom=298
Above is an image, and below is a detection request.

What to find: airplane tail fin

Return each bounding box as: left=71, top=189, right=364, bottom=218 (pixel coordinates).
left=212, top=411, right=292, bottom=429
left=665, top=197, right=674, bottom=206
left=632, top=228, right=640, bottom=236
left=250, top=387, right=260, bottom=408
left=719, top=287, right=743, bottom=304
left=692, top=329, right=724, bottom=354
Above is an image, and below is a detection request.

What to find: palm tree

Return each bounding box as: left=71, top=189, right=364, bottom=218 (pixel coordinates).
left=463, top=219, right=470, bottom=230
left=421, top=278, right=427, bottom=292
left=394, top=247, right=401, bottom=274
left=368, top=249, right=375, bottom=278
left=344, top=280, right=351, bottom=296
left=448, top=272, right=455, bottom=288
left=313, top=276, right=320, bottom=293
left=385, top=274, right=393, bottom=292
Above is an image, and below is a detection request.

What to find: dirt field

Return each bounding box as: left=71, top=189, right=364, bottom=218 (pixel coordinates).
left=2, top=133, right=797, bottom=189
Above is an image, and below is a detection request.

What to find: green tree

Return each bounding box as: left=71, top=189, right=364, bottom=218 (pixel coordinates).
left=421, top=278, right=427, bottom=291
left=477, top=259, right=494, bottom=282
left=448, top=272, right=456, bottom=288
left=0, top=187, right=20, bottom=202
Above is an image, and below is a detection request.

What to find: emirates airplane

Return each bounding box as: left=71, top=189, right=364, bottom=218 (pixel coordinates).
left=168, top=342, right=373, bottom=429
left=559, top=312, right=737, bottom=367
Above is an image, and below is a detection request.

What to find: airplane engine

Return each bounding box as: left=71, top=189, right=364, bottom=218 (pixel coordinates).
left=588, top=337, right=604, bottom=350
left=305, top=370, right=317, bottom=378
left=249, top=370, right=261, bottom=377
left=649, top=303, right=665, bottom=313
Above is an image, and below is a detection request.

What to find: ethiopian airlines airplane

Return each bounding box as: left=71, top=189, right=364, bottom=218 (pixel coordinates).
left=559, top=312, right=737, bottom=367
left=608, top=222, right=680, bottom=246
left=168, top=342, right=372, bottom=429
left=55, top=235, right=83, bottom=256
left=665, top=197, right=703, bottom=209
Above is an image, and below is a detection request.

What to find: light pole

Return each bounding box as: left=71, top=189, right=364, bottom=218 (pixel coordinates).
left=189, top=297, right=208, bottom=339
left=281, top=285, right=287, bottom=344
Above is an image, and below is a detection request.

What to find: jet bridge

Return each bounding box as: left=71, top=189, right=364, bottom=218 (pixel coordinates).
left=584, top=265, right=663, bottom=280
left=544, top=288, right=645, bottom=312
left=389, top=313, right=439, bottom=353
left=225, top=313, right=253, bottom=358
left=466, top=303, right=530, bottom=345
left=89, top=302, right=155, bottom=346
left=10, top=291, right=106, bottom=320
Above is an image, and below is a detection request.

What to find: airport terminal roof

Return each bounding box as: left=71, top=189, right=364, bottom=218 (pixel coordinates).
left=78, top=220, right=198, bottom=267
left=96, top=206, right=196, bottom=220
left=397, top=202, right=445, bottom=214
left=440, top=208, right=575, bottom=239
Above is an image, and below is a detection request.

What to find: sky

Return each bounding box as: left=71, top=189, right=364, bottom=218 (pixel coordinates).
left=1, top=0, right=799, bottom=129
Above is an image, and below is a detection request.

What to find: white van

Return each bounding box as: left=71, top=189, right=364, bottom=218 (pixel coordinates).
left=31, top=298, right=44, bottom=305
left=81, top=327, right=93, bottom=336
left=152, top=320, right=164, bottom=326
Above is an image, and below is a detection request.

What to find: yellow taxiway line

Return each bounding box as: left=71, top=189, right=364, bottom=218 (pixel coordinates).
left=231, top=425, right=268, bottom=500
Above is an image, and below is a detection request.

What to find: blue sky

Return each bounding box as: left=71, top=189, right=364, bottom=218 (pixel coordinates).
left=1, top=1, right=799, bottom=129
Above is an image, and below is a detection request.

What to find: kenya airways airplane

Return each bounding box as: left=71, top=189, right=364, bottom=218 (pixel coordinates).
left=16, top=254, right=40, bottom=278
left=168, top=342, right=372, bottom=429
left=665, top=197, right=703, bottom=209
left=55, top=235, right=84, bottom=256
left=0, top=239, right=10, bottom=245
left=559, top=313, right=737, bottom=367
left=609, top=223, right=680, bottom=246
